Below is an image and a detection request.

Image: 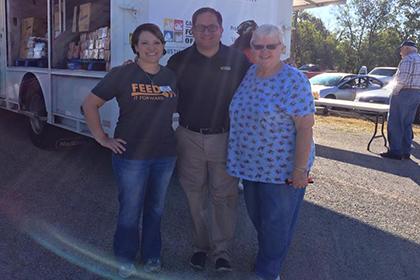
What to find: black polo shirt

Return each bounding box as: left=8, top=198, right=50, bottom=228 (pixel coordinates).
left=167, top=44, right=250, bottom=130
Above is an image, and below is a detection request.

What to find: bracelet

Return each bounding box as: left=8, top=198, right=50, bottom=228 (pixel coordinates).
left=294, top=167, right=307, bottom=173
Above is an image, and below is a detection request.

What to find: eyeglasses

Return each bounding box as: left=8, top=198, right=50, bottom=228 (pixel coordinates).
left=193, top=24, right=220, bottom=33
left=252, top=42, right=282, bottom=50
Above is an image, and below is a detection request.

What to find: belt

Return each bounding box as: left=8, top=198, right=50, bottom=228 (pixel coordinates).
left=180, top=124, right=228, bottom=135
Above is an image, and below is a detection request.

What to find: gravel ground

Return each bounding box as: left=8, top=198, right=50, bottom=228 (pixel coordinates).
left=0, top=109, right=419, bottom=280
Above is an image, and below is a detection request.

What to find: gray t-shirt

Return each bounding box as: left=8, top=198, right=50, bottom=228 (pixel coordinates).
left=92, top=63, right=178, bottom=160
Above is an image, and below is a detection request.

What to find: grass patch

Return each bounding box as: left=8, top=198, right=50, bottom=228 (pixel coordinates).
left=315, top=114, right=420, bottom=134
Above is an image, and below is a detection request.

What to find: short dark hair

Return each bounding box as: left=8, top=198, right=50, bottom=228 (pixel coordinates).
left=192, top=7, right=223, bottom=27
left=131, top=23, right=165, bottom=55
left=232, top=32, right=253, bottom=50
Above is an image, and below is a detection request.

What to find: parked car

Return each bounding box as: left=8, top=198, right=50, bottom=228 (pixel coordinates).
left=310, top=73, right=384, bottom=101
left=299, top=64, right=323, bottom=78
left=355, top=84, right=420, bottom=124
left=368, top=67, right=397, bottom=85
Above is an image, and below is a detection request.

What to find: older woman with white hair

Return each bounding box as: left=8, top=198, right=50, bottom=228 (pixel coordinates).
left=227, top=24, right=315, bottom=280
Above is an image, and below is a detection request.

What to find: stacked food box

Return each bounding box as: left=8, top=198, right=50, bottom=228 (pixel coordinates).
left=67, top=26, right=111, bottom=67
left=19, top=17, right=47, bottom=59
left=21, top=37, right=48, bottom=59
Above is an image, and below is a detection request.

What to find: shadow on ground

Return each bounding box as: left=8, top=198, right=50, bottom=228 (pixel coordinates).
left=315, top=144, right=420, bottom=185
left=283, top=200, right=420, bottom=280
left=0, top=109, right=419, bottom=280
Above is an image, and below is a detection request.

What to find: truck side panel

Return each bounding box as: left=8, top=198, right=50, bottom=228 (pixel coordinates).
left=51, top=74, right=117, bottom=136
left=5, top=70, right=50, bottom=112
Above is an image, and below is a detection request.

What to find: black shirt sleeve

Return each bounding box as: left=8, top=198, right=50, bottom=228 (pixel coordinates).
left=91, top=67, right=121, bottom=101
left=166, top=53, right=179, bottom=73
left=239, top=54, right=252, bottom=79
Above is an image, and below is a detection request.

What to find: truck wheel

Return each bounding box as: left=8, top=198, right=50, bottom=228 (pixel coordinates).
left=27, top=91, right=50, bottom=149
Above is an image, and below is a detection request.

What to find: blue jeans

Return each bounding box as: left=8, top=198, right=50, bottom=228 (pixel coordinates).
left=243, top=180, right=306, bottom=280
left=388, top=89, right=420, bottom=156
left=111, top=155, right=176, bottom=264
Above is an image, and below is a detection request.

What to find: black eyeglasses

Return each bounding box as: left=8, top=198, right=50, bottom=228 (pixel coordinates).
left=193, top=24, right=220, bottom=33
left=252, top=42, right=281, bottom=50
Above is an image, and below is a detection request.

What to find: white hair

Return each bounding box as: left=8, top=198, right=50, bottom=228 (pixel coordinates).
left=408, top=46, right=418, bottom=53
left=251, top=24, right=284, bottom=45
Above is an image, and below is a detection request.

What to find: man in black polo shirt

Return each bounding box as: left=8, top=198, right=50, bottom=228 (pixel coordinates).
left=167, top=7, right=250, bottom=272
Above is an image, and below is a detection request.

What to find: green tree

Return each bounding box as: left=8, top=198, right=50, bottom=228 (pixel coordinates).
left=335, top=0, right=398, bottom=71
left=291, top=11, right=340, bottom=70
left=397, top=0, right=420, bottom=40
left=291, top=0, right=417, bottom=73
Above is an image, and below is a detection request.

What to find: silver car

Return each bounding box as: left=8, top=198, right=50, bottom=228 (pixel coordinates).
left=368, top=67, right=397, bottom=85
left=355, top=84, right=420, bottom=124
left=310, top=73, right=384, bottom=101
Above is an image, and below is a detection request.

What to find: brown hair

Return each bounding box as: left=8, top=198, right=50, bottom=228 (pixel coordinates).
left=192, top=7, right=222, bottom=27
left=131, top=23, right=165, bottom=55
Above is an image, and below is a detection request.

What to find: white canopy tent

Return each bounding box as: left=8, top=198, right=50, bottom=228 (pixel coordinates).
left=293, top=0, right=346, bottom=10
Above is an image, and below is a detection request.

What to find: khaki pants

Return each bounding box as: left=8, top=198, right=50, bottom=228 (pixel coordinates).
left=175, top=126, right=238, bottom=261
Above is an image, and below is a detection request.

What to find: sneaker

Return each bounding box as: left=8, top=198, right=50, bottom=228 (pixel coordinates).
left=380, top=151, right=402, bottom=160
left=118, top=263, right=136, bottom=278
left=144, top=258, right=162, bottom=273
left=190, top=251, right=206, bottom=270
left=215, top=258, right=232, bottom=272
left=238, top=180, right=244, bottom=192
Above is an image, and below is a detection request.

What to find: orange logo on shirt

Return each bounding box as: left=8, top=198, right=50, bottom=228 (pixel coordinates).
left=131, top=83, right=176, bottom=100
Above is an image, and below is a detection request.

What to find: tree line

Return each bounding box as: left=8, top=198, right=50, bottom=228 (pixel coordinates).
left=291, top=0, right=419, bottom=73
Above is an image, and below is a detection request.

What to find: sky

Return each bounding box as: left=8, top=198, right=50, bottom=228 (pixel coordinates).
left=306, top=5, right=338, bottom=31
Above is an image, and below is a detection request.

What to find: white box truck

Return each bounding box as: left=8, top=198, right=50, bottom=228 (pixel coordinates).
left=0, top=0, right=341, bottom=147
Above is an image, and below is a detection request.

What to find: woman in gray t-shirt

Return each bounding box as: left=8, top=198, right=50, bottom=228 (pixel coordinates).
left=83, top=23, right=177, bottom=277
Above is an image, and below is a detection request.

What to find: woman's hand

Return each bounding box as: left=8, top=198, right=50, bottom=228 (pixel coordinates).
left=97, top=136, right=127, bottom=154
left=123, top=59, right=134, bottom=65
left=291, top=169, right=308, bottom=189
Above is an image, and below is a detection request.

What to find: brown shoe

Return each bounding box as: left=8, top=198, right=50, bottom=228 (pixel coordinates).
left=380, top=152, right=402, bottom=160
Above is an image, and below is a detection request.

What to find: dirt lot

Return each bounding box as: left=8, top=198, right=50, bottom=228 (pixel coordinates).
left=0, top=110, right=419, bottom=280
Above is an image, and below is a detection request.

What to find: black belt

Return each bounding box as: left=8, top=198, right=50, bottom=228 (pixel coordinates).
left=180, top=124, right=228, bottom=135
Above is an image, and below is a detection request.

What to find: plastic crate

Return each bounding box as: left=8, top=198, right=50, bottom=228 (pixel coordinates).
left=15, top=58, right=48, bottom=68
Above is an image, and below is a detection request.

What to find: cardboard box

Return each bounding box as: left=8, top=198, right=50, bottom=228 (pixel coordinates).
left=81, top=49, right=89, bottom=59
left=78, top=3, right=91, bottom=32
left=21, top=17, right=47, bottom=39
left=104, top=50, right=111, bottom=62
left=68, top=42, right=76, bottom=59
left=33, top=46, right=47, bottom=59
left=68, top=44, right=80, bottom=59
left=19, top=39, right=29, bottom=59
left=103, top=37, right=110, bottom=50
left=80, top=33, right=87, bottom=42
left=54, top=12, right=60, bottom=31
left=19, top=37, right=47, bottom=59
left=91, top=49, right=99, bottom=59
left=98, top=49, right=105, bottom=60
left=97, top=26, right=109, bottom=39
left=73, top=44, right=80, bottom=58
left=72, top=6, right=78, bottom=33
left=95, top=39, right=105, bottom=49
left=88, top=31, right=97, bottom=40
left=88, top=39, right=95, bottom=50
left=80, top=40, right=88, bottom=51
left=78, top=3, right=110, bottom=32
